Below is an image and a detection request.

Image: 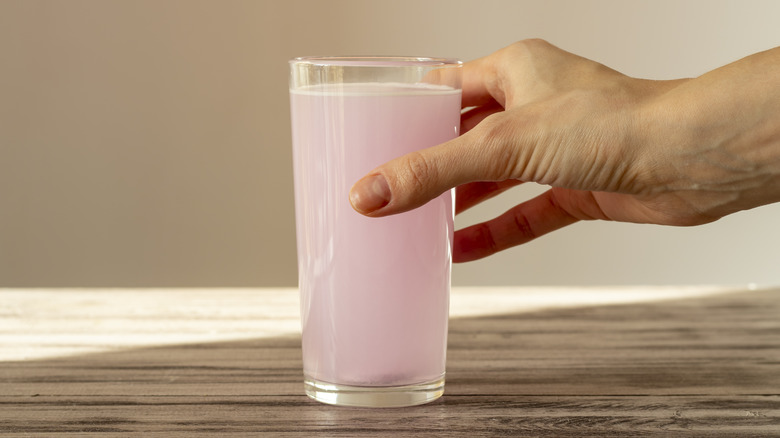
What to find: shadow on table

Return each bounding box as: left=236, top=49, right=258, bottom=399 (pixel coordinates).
left=2, top=289, right=779, bottom=436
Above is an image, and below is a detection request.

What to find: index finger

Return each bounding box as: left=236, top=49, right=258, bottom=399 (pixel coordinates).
left=462, top=53, right=506, bottom=108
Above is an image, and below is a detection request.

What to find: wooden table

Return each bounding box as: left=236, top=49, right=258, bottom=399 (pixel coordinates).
left=1, top=286, right=779, bottom=436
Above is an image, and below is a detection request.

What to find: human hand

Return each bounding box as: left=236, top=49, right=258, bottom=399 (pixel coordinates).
left=349, top=40, right=780, bottom=262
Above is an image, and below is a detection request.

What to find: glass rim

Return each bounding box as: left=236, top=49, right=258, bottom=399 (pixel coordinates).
left=289, top=56, right=462, bottom=67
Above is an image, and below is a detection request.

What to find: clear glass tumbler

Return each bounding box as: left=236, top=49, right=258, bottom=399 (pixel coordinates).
left=289, top=57, right=462, bottom=407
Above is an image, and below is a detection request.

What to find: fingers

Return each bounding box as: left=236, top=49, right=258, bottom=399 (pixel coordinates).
left=348, top=137, right=475, bottom=217
left=349, top=111, right=521, bottom=217
left=452, top=189, right=580, bottom=262
left=455, top=180, right=524, bottom=214
left=421, top=52, right=504, bottom=108
left=420, top=63, right=462, bottom=91
left=463, top=40, right=552, bottom=109
left=461, top=52, right=505, bottom=108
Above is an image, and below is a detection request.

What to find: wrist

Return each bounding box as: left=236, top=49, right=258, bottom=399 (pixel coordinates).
left=637, top=53, right=780, bottom=219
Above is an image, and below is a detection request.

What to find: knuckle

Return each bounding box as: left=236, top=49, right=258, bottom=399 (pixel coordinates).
left=400, top=151, right=437, bottom=194
left=474, top=222, right=499, bottom=255
left=518, top=38, right=552, bottom=50
left=510, top=210, right=537, bottom=242
left=504, top=38, right=553, bottom=59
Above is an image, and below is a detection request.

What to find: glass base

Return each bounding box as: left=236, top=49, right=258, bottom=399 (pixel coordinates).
left=303, top=375, right=445, bottom=407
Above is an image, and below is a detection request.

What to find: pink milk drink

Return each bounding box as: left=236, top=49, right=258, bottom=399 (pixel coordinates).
left=289, top=57, right=462, bottom=407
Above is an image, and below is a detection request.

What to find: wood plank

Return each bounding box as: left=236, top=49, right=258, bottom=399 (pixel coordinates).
left=1, top=288, right=779, bottom=436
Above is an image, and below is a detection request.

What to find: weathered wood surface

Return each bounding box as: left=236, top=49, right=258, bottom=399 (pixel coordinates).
left=1, top=287, right=779, bottom=436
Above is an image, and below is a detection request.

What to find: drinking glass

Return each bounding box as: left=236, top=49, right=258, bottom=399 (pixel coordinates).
left=289, top=56, right=462, bottom=407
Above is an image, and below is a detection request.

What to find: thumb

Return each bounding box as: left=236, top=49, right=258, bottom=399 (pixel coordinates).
left=349, top=113, right=519, bottom=217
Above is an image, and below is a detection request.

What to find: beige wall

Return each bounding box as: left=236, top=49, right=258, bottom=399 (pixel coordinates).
left=1, top=0, right=778, bottom=287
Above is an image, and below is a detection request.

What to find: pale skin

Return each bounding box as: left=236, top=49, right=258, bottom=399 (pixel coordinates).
left=348, top=39, right=780, bottom=262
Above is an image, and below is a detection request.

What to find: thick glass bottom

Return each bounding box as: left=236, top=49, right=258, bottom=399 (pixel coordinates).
left=303, top=374, right=445, bottom=407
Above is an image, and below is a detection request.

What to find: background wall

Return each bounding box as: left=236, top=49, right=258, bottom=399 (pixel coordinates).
left=1, top=0, right=778, bottom=287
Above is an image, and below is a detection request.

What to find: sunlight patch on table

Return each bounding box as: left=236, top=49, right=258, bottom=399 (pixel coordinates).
left=0, top=285, right=752, bottom=361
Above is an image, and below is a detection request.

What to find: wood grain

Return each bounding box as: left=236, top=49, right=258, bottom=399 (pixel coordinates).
left=1, top=287, right=779, bottom=436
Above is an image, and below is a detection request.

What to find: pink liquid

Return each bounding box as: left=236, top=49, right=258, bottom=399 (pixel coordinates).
left=290, top=83, right=461, bottom=387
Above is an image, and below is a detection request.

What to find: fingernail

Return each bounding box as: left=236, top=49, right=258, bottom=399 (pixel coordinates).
left=349, top=174, right=391, bottom=214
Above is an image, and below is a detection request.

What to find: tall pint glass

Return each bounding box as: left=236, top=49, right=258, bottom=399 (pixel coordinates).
left=289, top=57, right=462, bottom=407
